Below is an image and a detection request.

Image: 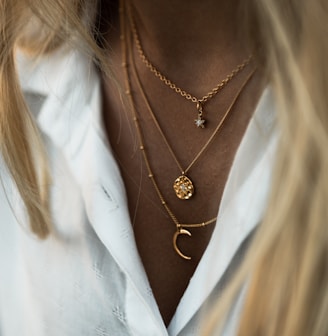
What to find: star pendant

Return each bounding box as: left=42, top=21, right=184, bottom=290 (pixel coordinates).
left=194, top=115, right=206, bottom=128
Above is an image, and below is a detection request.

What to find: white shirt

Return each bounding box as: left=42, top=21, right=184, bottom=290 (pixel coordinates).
left=0, top=47, right=277, bottom=336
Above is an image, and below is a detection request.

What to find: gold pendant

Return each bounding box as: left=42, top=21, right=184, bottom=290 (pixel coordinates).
left=194, top=114, right=206, bottom=128
left=195, top=103, right=206, bottom=128
left=173, top=175, right=195, bottom=200
left=173, top=228, right=192, bottom=260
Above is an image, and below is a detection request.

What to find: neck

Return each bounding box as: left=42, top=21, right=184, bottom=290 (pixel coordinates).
left=126, top=0, right=249, bottom=93
left=129, top=0, right=246, bottom=65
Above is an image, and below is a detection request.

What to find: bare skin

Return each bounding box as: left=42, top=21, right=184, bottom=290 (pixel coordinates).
left=101, top=0, right=263, bottom=326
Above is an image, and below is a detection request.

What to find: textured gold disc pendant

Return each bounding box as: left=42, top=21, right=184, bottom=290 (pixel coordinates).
left=173, top=175, right=195, bottom=200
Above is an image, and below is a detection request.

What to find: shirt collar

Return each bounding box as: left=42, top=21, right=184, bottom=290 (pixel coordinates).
left=17, top=47, right=278, bottom=335
left=17, top=47, right=167, bottom=333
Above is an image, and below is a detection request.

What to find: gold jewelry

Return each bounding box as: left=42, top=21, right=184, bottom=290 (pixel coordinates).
left=120, top=0, right=255, bottom=260
left=127, top=4, right=252, bottom=128
left=128, top=26, right=255, bottom=201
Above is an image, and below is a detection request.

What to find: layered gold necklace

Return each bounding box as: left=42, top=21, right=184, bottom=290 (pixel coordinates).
left=126, top=4, right=253, bottom=201
left=120, top=0, right=255, bottom=259
left=128, top=5, right=252, bottom=129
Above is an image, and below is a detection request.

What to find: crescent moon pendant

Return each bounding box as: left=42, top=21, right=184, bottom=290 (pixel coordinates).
left=173, top=229, right=192, bottom=260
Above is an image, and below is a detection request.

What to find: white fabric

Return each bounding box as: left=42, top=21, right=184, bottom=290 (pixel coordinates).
left=0, top=47, right=277, bottom=335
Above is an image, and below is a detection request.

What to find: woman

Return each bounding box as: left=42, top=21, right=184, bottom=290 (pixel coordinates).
left=0, top=0, right=327, bottom=335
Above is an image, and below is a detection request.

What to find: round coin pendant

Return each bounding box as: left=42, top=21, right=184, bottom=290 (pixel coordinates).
left=173, top=175, right=195, bottom=200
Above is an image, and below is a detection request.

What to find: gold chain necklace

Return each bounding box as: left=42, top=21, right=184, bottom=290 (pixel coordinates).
left=120, top=0, right=255, bottom=260
left=128, top=18, right=256, bottom=201
left=127, top=4, right=252, bottom=128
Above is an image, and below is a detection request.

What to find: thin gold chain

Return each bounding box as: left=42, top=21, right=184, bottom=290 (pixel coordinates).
left=128, top=4, right=252, bottom=107
left=129, top=25, right=256, bottom=176
left=120, top=2, right=217, bottom=230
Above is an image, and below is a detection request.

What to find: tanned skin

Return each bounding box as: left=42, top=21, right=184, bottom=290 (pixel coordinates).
left=101, top=0, right=263, bottom=326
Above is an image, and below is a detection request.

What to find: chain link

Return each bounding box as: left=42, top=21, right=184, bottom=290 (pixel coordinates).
left=130, top=10, right=252, bottom=106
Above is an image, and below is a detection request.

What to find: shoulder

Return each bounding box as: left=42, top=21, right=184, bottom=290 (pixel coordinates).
left=15, top=45, right=103, bottom=159
left=15, top=45, right=100, bottom=119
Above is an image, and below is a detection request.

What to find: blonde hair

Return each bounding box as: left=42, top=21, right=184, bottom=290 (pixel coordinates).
left=206, top=0, right=328, bottom=335
left=0, top=0, right=107, bottom=236
left=1, top=0, right=327, bottom=334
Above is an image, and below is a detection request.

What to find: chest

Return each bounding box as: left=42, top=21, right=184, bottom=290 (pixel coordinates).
left=102, top=68, right=261, bottom=325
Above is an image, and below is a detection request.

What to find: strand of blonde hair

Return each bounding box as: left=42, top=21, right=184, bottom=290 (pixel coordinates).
left=204, top=0, right=328, bottom=335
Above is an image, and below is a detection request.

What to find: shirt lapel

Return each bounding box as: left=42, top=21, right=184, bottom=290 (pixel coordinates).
left=17, top=47, right=167, bottom=334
